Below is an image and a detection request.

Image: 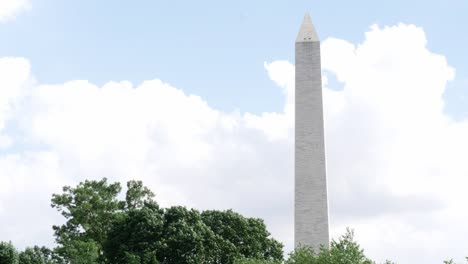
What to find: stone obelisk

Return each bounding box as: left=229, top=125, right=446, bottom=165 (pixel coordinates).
left=295, top=13, right=329, bottom=250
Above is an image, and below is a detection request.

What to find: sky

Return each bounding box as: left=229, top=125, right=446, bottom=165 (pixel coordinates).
left=0, top=0, right=468, bottom=263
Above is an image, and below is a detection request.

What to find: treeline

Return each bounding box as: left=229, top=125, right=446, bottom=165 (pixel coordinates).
left=2, top=178, right=282, bottom=264
left=0, top=178, right=463, bottom=264
left=0, top=229, right=388, bottom=264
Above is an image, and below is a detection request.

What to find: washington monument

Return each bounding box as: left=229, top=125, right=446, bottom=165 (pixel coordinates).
left=295, top=13, right=329, bottom=249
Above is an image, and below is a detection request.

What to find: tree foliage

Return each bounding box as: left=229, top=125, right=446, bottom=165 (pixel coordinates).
left=18, top=246, right=56, bottom=264
left=236, top=229, right=390, bottom=264
left=125, top=180, right=155, bottom=210
left=104, top=202, right=163, bottom=264
left=0, top=241, right=19, bottom=264
left=50, top=178, right=123, bottom=260
left=201, top=209, right=283, bottom=263
left=49, top=178, right=283, bottom=264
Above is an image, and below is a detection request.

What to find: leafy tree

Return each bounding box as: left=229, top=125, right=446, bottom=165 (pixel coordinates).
left=49, top=178, right=282, bottom=264
left=63, top=240, right=99, bottom=264
left=104, top=204, right=283, bottom=264
left=236, top=228, right=387, bottom=264
left=118, top=252, right=157, bottom=264
left=284, top=246, right=317, bottom=264
left=324, top=228, right=374, bottom=264
left=125, top=180, right=155, bottom=210
left=283, top=228, right=375, bottom=264
left=50, top=178, right=160, bottom=263
left=201, top=210, right=283, bottom=263
left=18, top=246, right=56, bottom=264
left=51, top=177, right=123, bottom=260
left=233, top=257, right=280, bottom=264
left=158, top=206, right=220, bottom=263
left=0, top=241, right=19, bottom=264
left=104, top=202, right=163, bottom=264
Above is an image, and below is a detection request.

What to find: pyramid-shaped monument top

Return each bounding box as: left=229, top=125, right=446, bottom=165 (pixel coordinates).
left=296, top=13, right=319, bottom=42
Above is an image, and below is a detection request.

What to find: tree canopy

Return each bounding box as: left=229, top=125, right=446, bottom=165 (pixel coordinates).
left=49, top=178, right=283, bottom=264
left=0, top=242, right=19, bottom=264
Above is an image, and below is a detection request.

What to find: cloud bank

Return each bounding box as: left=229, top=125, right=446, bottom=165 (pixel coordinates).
left=0, top=0, right=30, bottom=22
left=0, top=24, right=467, bottom=264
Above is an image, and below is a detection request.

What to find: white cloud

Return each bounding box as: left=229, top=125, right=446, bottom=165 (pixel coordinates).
left=0, top=57, right=31, bottom=151
left=0, top=23, right=467, bottom=264
left=0, top=0, right=30, bottom=22
left=0, top=151, right=65, bottom=247
left=0, top=134, right=13, bottom=149
left=322, top=24, right=467, bottom=264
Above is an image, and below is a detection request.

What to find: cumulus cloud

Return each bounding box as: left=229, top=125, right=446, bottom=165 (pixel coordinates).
left=322, top=24, right=467, bottom=264
left=0, top=23, right=467, bottom=264
left=0, top=0, right=30, bottom=22
left=0, top=57, right=294, bottom=249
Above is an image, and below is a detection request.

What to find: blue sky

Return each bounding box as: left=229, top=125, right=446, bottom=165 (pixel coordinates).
left=1, top=0, right=467, bottom=116
left=1, top=1, right=468, bottom=264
